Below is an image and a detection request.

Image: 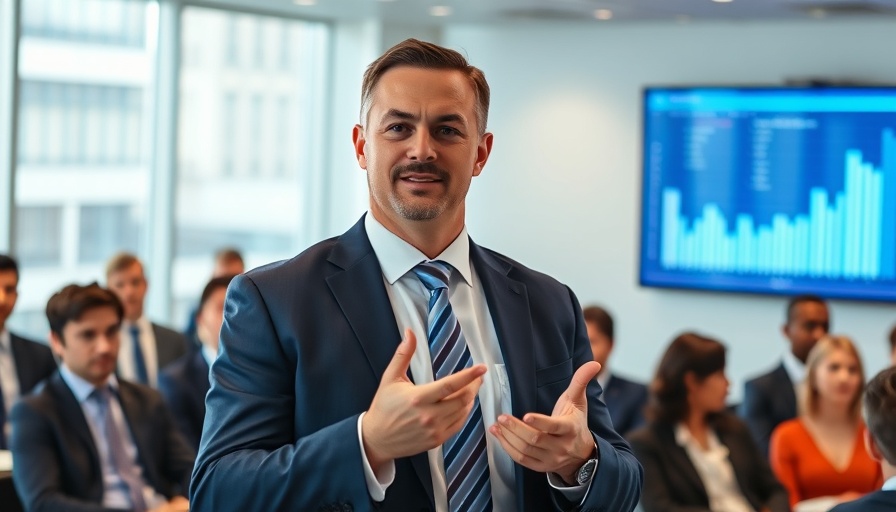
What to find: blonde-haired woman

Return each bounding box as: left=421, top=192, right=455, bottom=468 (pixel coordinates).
left=770, top=335, right=882, bottom=511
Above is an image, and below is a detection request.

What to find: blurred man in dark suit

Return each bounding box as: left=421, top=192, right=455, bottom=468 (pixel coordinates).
left=160, top=275, right=233, bottom=450
left=830, top=367, right=896, bottom=512
left=106, top=253, right=188, bottom=388
left=739, top=294, right=830, bottom=456
left=183, top=249, right=244, bottom=342
left=10, top=283, right=193, bottom=512
left=0, top=254, right=56, bottom=449
left=583, top=305, right=647, bottom=436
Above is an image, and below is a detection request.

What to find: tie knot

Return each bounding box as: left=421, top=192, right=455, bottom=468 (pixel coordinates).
left=128, top=325, right=140, bottom=338
left=413, top=261, right=452, bottom=292
left=90, top=386, right=114, bottom=407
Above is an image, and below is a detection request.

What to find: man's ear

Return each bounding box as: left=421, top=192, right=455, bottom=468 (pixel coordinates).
left=49, top=331, right=65, bottom=358
left=865, top=428, right=884, bottom=463
left=353, top=125, right=368, bottom=169
left=472, top=132, right=493, bottom=177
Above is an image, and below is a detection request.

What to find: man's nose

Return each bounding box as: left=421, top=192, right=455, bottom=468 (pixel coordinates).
left=408, top=131, right=436, bottom=162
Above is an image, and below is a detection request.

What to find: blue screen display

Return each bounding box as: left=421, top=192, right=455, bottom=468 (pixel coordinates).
left=640, top=87, right=896, bottom=302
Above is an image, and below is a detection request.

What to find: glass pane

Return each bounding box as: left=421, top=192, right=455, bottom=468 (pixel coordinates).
left=172, top=7, right=327, bottom=327
left=10, top=0, right=157, bottom=339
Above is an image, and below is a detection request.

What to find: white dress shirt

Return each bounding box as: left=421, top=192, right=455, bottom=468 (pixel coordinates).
left=117, top=317, right=159, bottom=387
left=0, top=329, right=20, bottom=441
left=782, top=351, right=805, bottom=393
left=675, top=424, right=755, bottom=512
left=58, top=364, right=167, bottom=509
left=357, top=213, right=589, bottom=510
left=883, top=475, right=896, bottom=491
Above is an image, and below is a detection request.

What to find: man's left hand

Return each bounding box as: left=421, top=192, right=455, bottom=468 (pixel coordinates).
left=488, top=361, right=601, bottom=484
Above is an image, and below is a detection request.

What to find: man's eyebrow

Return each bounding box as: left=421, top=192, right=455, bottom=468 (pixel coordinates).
left=434, top=113, right=466, bottom=125
left=379, top=109, right=417, bottom=123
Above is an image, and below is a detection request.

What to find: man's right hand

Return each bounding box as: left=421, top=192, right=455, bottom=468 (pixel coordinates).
left=362, top=328, right=486, bottom=474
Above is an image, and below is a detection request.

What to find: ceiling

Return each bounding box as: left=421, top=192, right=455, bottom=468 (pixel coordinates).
left=200, top=0, right=896, bottom=24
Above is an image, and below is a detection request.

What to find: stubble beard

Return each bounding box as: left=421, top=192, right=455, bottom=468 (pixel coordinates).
left=387, top=162, right=452, bottom=221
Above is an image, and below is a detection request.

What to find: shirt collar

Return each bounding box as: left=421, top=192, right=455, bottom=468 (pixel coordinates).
left=674, top=423, right=724, bottom=453
left=58, top=364, right=119, bottom=403
left=364, top=212, right=472, bottom=287
left=883, top=475, right=896, bottom=491
left=201, top=344, right=217, bottom=368
left=782, top=350, right=806, bottom=385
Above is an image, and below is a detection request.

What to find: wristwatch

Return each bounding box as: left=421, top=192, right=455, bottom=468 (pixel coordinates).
left=575, top=458, right=598, bottom=485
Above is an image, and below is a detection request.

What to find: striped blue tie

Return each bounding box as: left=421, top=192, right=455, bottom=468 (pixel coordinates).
left=413, top=261, right=492, bottom=512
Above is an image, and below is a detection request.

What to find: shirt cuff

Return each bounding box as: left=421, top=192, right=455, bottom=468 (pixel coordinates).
left=546, top=439, right=599, bottom=505
left=358, top=412, right=396, bottom=501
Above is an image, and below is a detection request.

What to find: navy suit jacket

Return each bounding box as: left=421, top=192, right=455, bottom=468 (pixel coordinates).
left=10, top=333, right=57, bottom=394
left=629, top=413, right=790, bottom=512
left=9, top=372, right=195, bottom=512
left=829, top=489, right=896, bottom=512
left=603, top=374, right=648, bottom=437
left=739, top=363, right=796, bottom=456
left=151, top=323, right=190, bottom=370
left=158, top=350, right=210, bottom=451
left=191, top=216, right=643, bottom=512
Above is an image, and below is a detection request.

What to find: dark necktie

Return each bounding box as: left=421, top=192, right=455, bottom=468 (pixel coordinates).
left=0, top=379, right=6, bottom=450
left=129, top=325, right=149, bottom=385
left=413, top=261, right=492, bottom=512
left=91, top=387, right=148, bottom=512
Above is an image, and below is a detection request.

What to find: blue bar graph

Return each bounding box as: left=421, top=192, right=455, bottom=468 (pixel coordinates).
left=659, top=129, right=896, bottom=279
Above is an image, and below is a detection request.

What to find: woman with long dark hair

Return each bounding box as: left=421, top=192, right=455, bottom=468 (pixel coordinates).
left=630, top=332, right=789, bottom=512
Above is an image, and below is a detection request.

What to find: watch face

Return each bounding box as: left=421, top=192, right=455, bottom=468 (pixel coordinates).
left=576, top=460, right=596, bottom=485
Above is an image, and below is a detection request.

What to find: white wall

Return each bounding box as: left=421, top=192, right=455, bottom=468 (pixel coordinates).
left=428, top=19, right=896, bottom=398
left=321, top=19, right=896, bottom=398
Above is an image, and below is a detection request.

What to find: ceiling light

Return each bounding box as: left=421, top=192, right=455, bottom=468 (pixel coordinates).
left=293, top=0, right=316, bottom=5
left=429, top=6, right=452, bottom=16
left=711, top=0, right=733, bottom=3
left=594, top=9, right=613, bottom=20
left=808, top=8, right=827, bottom=18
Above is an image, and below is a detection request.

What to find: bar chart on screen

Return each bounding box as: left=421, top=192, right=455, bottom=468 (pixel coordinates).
left=639, top=87, right=896, bottom=301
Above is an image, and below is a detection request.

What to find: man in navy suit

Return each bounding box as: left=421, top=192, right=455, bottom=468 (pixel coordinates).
left=0, top=254, right=56, bottom=449
left=159, top=275, right=233, bottom=450
left=739, top=294, right=830, bottom=456
left=10, top=283, right=193, bottom=511
left=830, top=367, right=896, bottom=512
left=582, top=305, right=647, bottom=436
left=191, top=39, right=642, bottom=511
left=106, top=253, right=189, bottom=388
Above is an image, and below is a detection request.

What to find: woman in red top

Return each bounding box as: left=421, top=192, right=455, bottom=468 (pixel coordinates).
left=770, top=335, right=882, bottom=510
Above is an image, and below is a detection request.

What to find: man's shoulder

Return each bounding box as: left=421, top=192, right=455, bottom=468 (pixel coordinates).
left=119, top=378, right=166, bottom=406
left=12, top=373, right=65, bottom=416
left=475, top=245, right=570, bottom=294
left=830, top=491, right=896, bottom=512
left=10, top=332, right=53, bottom=355
left=160, top=350, right=200, bottom=380
left=744, top=362, right=787, bottom=389
left=609, top=374, right=648, bottom=393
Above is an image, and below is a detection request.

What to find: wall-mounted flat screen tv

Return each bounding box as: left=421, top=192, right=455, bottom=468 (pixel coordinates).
left=639, top=86, right=896, bottom=301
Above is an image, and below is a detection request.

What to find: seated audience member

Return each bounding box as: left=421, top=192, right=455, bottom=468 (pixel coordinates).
left=740, top=294, right=830, bottom=456
left=0, top=254, right=56, bottom=449
left=629, top=332, right=789, bottom=512
left=583, top=305, right=648, bottom=435
left=183, top=248, right=244, bottom=342
left=106, top=252, right=189, bottom=387
left=770, top=335, right=882, bottom=510
left=889, top=324, right=895, bottom=367
left=829, top=366, right=896, bottom=512
left=159, top=275, right=233, bottom=451
left=9, top=283, right=194, bottom=512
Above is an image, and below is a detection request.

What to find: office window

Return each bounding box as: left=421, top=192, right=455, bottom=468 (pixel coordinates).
left=79, top=204, right=141, bottom=263
left=173, top=7, right=327, bottom=326
left=15, top=206, right=62, bottom=266
left=11, top=0, right=156, bottom=339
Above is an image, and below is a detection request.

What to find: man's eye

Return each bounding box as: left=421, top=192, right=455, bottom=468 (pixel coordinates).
left=438, top=127, right=459, bottom=136
left=388, top=125, right=406, bottom=133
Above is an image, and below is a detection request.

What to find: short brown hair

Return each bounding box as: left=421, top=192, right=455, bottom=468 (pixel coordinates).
left=889, top=324, right=896, bottom=352
left=647, top=332, right=726, bottom=424
left=46, top=283, right=123, bottom=343
left=582, top=305, right=614, bottom=342
left=360, top=38, right=490, bottom=135
left=214, top=247, right=243, bottom=267
left=801, top=335, right=865, bottom=420
left=105, top=251, right=142, bottom=281
left=864, top=367, right=896, bottom=465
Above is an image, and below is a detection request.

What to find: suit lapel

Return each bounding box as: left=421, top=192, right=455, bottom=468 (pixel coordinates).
left=775, top=364, right=797, bottom=416
left=117, top=382, right=156, bottom=485
left=49, top=373, right=102, bottom=472
left=325, top=217, right=434, bottom=506
left=656, top=424, right=710, bottom=505
left=469, top=242, right=538, bottom=508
